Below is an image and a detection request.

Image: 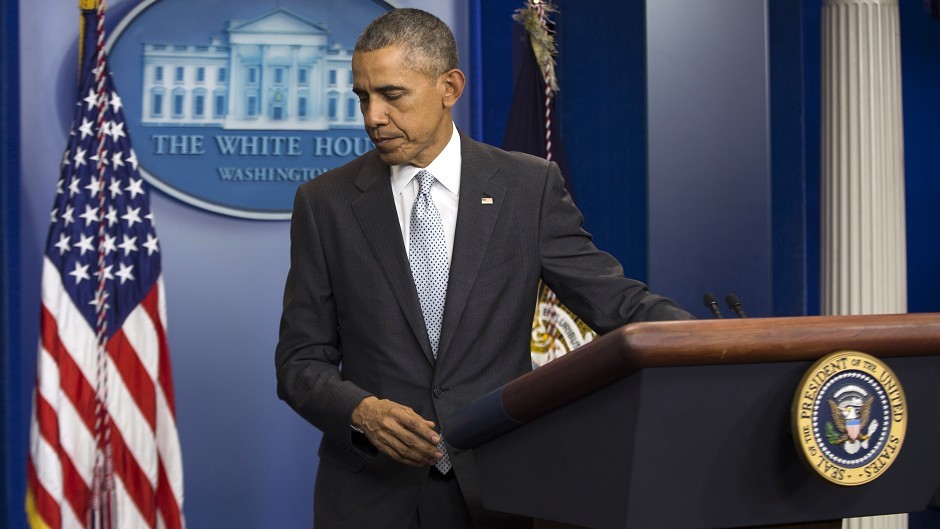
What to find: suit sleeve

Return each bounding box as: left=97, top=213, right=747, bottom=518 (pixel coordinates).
left=274, top=186, right=373, bottom=451
left=536, top=161, right=694, bottom=332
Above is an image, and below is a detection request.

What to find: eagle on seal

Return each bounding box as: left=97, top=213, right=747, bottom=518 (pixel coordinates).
left=827, top=395, right=875, bottom=444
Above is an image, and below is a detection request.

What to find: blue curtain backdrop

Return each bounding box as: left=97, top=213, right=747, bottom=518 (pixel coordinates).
left=1, top=0, right=23, bottom=525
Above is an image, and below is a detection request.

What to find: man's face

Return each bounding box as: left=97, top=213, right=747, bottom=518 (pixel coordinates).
left=352, top=45, right=458, bottom=168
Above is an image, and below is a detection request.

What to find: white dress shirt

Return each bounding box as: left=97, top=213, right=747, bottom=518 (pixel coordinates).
left=390, top=123, right=461, bottom=264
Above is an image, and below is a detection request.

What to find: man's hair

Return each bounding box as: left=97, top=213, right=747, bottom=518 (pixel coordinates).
left=355, top=8, right=458, bottom=79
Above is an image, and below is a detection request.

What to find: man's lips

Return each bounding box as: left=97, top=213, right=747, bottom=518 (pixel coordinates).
left=372, top=136, right=401, bottom=149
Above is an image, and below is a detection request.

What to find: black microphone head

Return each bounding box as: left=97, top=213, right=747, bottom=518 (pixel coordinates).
left=703, top=293, right=723, bottom=318
left=725, top=293, right=747, bottom=318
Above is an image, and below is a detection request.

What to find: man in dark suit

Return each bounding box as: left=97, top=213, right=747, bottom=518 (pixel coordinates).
left=274, top=8, right=692, bottom=529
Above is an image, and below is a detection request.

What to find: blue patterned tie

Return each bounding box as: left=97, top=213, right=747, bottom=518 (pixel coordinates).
left=408, top=170, right=452, bottom=474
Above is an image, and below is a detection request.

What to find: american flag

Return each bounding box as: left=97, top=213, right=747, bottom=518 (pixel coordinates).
left=26, top=4, right=184, bottom=529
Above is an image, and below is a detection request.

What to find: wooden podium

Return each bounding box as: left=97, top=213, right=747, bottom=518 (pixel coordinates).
left=444, top=314, right=940, bottom=529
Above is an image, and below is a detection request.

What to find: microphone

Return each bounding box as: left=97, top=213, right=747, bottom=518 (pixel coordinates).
left=725, top=293, right=747, bottom=318
left=703, top=293, right=723, bottom=319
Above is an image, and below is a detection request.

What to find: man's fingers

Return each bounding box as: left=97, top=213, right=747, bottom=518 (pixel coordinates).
left=372, top=426, right=440, bottom=466
left=352, top=397, right=443, bottom=466
left=380, top=415, right=440, bottom=462
left=391, top=408, right=440, bottom=444
left=354, top=397, right=437, bottom=439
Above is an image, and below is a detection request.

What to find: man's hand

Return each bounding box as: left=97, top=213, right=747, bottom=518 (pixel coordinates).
left=351, top=396, right=443, bottom=467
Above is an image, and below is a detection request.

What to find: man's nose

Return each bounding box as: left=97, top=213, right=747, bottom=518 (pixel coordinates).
left=363, top=100, right=388, bottom=128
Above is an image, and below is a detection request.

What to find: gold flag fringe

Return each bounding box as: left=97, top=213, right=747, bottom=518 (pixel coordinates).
left=513, top=0, right=559, bottom=95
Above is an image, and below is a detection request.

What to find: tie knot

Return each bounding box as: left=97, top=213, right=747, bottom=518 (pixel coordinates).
left=415, top=170, right=435, bottom=197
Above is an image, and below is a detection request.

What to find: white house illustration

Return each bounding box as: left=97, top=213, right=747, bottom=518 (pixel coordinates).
left=140, top=8, right=362, bottom=131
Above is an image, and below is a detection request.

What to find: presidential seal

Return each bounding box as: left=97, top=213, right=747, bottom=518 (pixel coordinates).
left=530, top=284, right=595, bottom=368
left=792, top=351, right=907, bottom=486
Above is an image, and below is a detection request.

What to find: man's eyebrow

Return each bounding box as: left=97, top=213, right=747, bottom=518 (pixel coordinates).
left=375, top=84, right=408, bottom=94
left=352, top=84, right=409, bottom=97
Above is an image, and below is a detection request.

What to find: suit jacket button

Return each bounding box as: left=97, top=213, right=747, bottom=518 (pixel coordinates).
left=433, top=387, right=444, bottom=399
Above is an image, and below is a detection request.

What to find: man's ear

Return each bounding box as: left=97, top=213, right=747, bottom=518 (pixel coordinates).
left=440, top=69, right=466, bottom=109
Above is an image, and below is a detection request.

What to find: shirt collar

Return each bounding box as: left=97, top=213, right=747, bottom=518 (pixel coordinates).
left=390, top=123, right=461, bottom=196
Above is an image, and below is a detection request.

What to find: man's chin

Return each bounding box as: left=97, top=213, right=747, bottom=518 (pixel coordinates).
left=375, top=149, right=407, bottom=166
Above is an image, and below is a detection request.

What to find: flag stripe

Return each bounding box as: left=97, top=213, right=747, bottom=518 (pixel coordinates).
left=35, top=382, right=94, bottom=521
left=27, top=450, right=63, bottom=529
left=109, top=418, right=157, bottom=526
left=106, top=361, right=159, bottom=488
left=141, top=285, right=176, bottom=416
left=144, top=281, right=185, bottom=518
left=156, top=461, right=183, bottom=529
left=26, top=490, right=55, bottom=529
left=40, top=260, right=99, bottom=391
left=60, top=498, right=84, bottom=529
left=35, top=388, right=61, bottom=460
left=114, top=473, right=152, bottom=529
left=155, top=386, right=184, bottom=508
left=32, top=409, right=64, bottom=506
left=40, top=300, right=97, bottom=433
left=58, top=447, right=92, bottom=529
left=37, top=347, right=97, bottom=489
left=107, top=328, right=157, bottom=431
left=122, top=295, right=161, bottom=381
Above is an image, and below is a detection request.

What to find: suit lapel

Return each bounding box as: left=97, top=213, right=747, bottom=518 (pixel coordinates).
left=437, top=136, right=506, bottom=362
left=350, top=155, right=435, bottom=364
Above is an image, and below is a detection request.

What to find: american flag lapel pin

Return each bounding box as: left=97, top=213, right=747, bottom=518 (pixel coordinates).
left=481, top=196, right=494, bottom=205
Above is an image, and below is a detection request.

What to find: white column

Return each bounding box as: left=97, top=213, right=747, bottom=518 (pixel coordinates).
left=290, top=45, right=299, bottom=124
left=822, top=0, right=906, bottom=317
left=821, top=0, right=907, bottom=528
left=260, top=44, right=268, bottom=121
left=228, top=48, right=240, bottom=123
